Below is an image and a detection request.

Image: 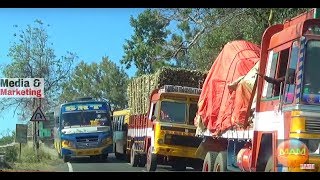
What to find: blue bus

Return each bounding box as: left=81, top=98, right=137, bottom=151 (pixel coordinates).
left=53, top=97, right=113, bottom=162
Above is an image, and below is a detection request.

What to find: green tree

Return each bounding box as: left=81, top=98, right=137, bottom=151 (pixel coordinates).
left=0, top=130, right=15, bottom=146
left=60, top=57, right=129, bottom=109
left=1, top=20, right=77, bottom=122
left=153, top=8, right=309, bottom=71
left=190, top=8, right=308, bottom=71
left=121, top=9, right=171, bottom=75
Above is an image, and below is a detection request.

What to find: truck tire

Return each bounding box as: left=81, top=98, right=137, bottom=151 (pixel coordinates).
left=126, top=151, right=131, bottom=163
left=202, top=151, right=218, bottom=172
left=130, top=143, right=139, bottom=167
left=265, top=157, right=274, bottom=172
left=213, top=151, right=227, bottom=172
left=138, top=154, right=147, bottom=167
left=146, top=146, right=157, bottom=171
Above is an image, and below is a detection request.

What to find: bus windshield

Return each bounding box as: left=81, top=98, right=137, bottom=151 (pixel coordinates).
left=62, top=111, right=111, bottom=127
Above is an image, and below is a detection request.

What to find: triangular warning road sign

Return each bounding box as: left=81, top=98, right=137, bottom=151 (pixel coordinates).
left=30, top=107, right=47, bottom=121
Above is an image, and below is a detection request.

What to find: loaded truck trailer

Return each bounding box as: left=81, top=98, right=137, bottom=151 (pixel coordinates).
left=126, top=67, right=206, bottom=171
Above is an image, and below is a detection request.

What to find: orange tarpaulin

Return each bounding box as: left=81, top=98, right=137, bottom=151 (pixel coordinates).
left=196, top=40, right=260, bottom=136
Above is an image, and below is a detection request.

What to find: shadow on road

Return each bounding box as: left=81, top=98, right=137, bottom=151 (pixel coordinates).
left=68, top=154, right=128, bottom=164
left=158, top=165, right=197, bottom=172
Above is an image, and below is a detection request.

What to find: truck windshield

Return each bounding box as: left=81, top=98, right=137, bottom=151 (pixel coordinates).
left=160, top=101, right=186, bottom=124
left=303, top=40, right=320, bottom=95
left=62, top=111, right=110, bottom=127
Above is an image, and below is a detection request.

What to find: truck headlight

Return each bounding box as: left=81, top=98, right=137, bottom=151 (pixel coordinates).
left=291, top=117, right=306, bottom=133
left=157, top=139, right=164, bottom=144
left=164, top=134, right=172, bottom=144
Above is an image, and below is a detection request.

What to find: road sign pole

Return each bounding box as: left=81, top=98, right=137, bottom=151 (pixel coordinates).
left=30, top=100, right=46, bottom=162
left=36, top=120, right=39, bottom=161
left=37, top=97, right=42, bottom=161
left=33, top=121, right=36, bottom=150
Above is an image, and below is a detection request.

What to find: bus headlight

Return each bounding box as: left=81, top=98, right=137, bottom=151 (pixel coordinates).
left=62, top=140, right=74, bottom=148
left=102, top=137, right=112, bottom=146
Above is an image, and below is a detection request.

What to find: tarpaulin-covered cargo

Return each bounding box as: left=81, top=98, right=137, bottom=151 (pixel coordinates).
left=127, top=67, right=206, bottom=115
left=196, top=40, right=260, bottom=136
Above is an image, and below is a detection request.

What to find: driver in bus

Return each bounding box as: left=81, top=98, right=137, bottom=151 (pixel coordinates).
left=96, top=113, right=109, bottom=126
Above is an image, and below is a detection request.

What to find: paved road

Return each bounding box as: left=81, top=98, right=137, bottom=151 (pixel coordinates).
left=53, top=153, right=196, bottom=172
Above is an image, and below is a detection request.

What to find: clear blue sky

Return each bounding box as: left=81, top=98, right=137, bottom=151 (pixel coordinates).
left=0, top=8, right=145, bottom=135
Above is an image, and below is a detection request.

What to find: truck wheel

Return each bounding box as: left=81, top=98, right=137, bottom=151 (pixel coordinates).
left=138, top=154, right=147, bottom=167
left=146, top=146, right=157, bottom=171
left=202, top=151, right=218, bottom=172
left=126, top=151, right=131, bottom=163
left=265, top=157, right=274, bottom=172
left=130, top=143, right=139, bottom=167
left=63, top=155, right=70, bottom=163
left=213, top=151, right=227, bottom=172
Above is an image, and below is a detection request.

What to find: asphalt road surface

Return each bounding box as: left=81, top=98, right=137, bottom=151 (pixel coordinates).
left=53, top=153, right=196, bottom=172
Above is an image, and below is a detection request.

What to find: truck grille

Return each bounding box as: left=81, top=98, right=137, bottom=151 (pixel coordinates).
left=164, top=134, right=202, bottom=148
left=76, top=136, right=99, bottom=149
left=306, top=117, right=320, bottom=134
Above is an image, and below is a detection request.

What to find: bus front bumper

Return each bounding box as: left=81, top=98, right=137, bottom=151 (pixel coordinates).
left=62, top=143, right=113, bottom=156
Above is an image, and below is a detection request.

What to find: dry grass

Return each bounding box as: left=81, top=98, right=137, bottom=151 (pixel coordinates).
left=7, top=142, right=62, bottom=171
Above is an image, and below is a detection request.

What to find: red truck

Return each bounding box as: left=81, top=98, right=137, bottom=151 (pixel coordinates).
left=195, top=8, right=320, bottom=172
